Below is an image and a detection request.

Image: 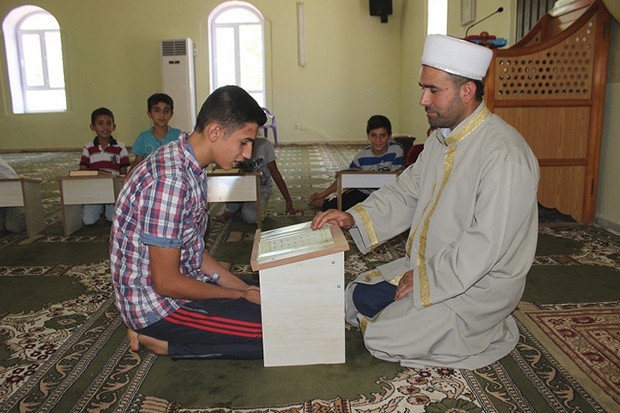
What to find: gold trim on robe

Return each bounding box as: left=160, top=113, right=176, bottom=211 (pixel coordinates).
left=359, top=316, right=369, bottom=334
left=389, top=273, right=404, bottom=286
left=416, top=106, right=491, bottom=307
left=351, top=204, right=379, bottom=247
left=363, top=269, right=382, bottom=283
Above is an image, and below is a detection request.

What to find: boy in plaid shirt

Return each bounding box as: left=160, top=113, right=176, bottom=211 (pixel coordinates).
left=110, top=86, right=267, bottom=359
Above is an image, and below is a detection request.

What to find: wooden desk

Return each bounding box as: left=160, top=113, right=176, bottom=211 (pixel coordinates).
left=207, top=171, right=261, bottom=229
left=0, top=177, right=45, bottom=238
left=57, top=175, right=124, bottom=236
left=251, top=222, right=349, bottom=367
left=336, top=170, right=399, bottom=210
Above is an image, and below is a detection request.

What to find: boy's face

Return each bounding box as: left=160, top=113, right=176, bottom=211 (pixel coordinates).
left=148, top=102, right=173, bottom=128
left=213, top=123, right=259, bottom=170
left=90, top=115, right=116, bottom=140
left=367, top=127, right=391, bottom=155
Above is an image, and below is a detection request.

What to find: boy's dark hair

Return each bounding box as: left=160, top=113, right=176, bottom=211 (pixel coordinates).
left=91, top=107, right=115, bottom=124
left=194, top=85, right=266, bottom=134
left=367, top=115, right=392, bottom=135
left=147, top=93, right=174, bottom=112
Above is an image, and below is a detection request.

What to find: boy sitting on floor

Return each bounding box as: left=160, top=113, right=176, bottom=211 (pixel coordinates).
left=307, top=115, right=403, bottom=211
left=79, top=107, right=130, bottom=225
left=213, top=136, right=303, bottom=224
left=110, top=86, right=267, bottom=359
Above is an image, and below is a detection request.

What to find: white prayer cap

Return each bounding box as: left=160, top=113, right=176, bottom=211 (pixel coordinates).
left=421, top=34, right=493, bottom=81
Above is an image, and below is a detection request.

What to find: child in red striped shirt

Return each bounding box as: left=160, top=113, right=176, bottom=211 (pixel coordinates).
left=78, top=107, right=130, bottom=225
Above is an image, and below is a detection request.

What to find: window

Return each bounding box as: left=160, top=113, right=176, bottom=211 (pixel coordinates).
left=515, top=0, right=555, bottom=40
left=208, top=1, right=265, bottom=106
left=2, top=6, right=67, bottom=113
left=427, top=0, right=447, bottom=35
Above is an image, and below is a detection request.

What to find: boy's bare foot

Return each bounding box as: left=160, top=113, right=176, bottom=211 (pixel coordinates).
left=138, top=335, right=169, bottom=356
left=127, top=328, right=169, bottom=356
left=127, top=328, right=140, bottom=351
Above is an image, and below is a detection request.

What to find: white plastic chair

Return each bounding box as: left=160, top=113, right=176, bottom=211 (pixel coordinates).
left=260, top=107, right=278, bottom=146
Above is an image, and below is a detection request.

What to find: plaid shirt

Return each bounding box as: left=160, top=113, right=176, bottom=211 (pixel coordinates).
left=110, top=134, right=212, bottom=330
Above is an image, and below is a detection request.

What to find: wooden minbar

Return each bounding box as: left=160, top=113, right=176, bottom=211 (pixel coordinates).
left=485, top=0, right=611, bottom=223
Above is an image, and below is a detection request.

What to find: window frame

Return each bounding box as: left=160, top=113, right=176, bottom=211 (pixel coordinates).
left=208, top=1, right=266, bottom=107
left=2, top=6, right=67, bottom=114
left=427, top=0, right=448, bottom=35
left=515, top=0, right=555, bottom=41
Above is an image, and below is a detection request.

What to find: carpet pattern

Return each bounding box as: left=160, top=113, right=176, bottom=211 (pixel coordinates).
left=1, top=225, right=617, bottom=412
left=0, top=145, right=619, bottom=412
left=0, top=261, right=120, bottom=412
left=535, top=226, right=620, bottom=271
left=515, top=301, right=620, bottom=412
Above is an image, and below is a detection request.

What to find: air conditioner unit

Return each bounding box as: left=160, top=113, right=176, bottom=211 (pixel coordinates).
left=161, top=38, right=197, bottom=133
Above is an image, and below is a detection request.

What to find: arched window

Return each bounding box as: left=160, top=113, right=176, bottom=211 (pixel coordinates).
left=2, top=6, right=67, bottom=113
left=208, top=1, right=265, bottom=106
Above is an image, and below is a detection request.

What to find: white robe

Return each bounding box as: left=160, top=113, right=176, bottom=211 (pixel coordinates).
left=346, top=104, right=539, bottom=369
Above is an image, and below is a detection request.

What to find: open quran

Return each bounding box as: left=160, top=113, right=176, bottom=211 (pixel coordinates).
left=250, top=221, right=349, bottom=271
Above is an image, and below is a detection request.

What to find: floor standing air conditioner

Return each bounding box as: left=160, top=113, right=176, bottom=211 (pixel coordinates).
left=161, top=38, right=197, bottom=132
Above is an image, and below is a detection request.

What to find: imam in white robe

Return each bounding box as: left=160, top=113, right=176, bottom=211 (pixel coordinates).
left=346, top=103, right=540, bottom=369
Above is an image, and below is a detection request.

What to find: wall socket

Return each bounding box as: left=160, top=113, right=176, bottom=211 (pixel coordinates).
left=294, top=124, right=305, bottom=130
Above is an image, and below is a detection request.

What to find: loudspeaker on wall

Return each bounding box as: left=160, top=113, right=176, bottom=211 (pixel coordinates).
left=369, top=0, right=392, bottom=23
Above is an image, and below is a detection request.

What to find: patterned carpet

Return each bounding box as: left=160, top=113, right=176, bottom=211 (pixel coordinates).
left=0, top=145, right=619, bottom=412
left=515, top=301, right=620, bottom=412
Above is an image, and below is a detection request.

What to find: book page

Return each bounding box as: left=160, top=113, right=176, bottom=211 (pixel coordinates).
left=257, top=221, right=334, bottom=262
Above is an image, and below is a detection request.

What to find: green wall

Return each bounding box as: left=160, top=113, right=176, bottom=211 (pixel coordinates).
left=0, top=0, right=405, bottom=151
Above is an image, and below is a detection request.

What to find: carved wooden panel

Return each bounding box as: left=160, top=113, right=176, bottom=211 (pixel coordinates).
left=495, top=16, right=597, bottom=101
